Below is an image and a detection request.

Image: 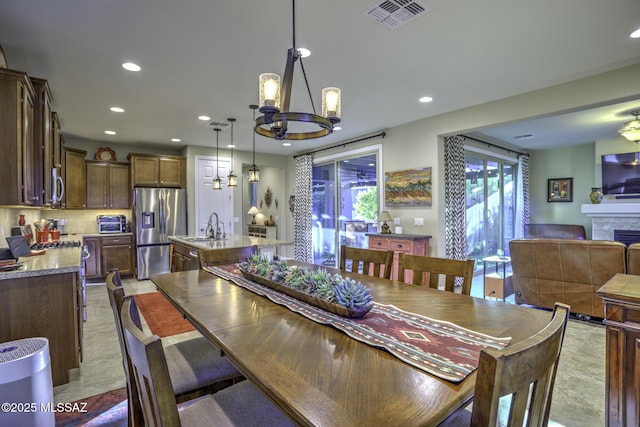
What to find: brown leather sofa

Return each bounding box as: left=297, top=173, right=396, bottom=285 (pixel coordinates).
left=628, top=243, right=640, bottom=275
left=524, top=223, right=587, bottom=239
left=509, top=238, right=626, bottom=318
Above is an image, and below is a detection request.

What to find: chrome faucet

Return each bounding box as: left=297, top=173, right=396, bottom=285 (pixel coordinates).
left=215, top=220, right=226, bottom=240
left=206, top=212, right=219, bottom=239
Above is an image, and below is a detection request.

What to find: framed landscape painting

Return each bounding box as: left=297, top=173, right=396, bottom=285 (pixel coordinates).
left=547, top=177, right=573, bottom=202
left=385, top=167, right=432, bottom=207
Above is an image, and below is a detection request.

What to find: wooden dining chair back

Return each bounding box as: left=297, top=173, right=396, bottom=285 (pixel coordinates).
left=470, top=302, right=571, bottom=426
left=339, top=245, right=393, bottom=279
left=121, top=297, right=183, bottom=426
left=105, top=269, right=145, bottom=427
left=398, top=254, right=475, bottom=295
left=198, top=246, right=257, bottom=269
left=121, top=297, right=295, bottom=427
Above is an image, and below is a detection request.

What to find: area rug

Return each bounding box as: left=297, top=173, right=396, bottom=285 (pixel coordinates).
left=208, top=264, right=512, bottom=383
left=55, top=387, right=127, bottom=427
left=133, top=292, right=196, bottom=338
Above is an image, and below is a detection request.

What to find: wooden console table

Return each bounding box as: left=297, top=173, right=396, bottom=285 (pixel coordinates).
left=366, top=233, right=431, bottom=280
left=597, top=273, right=640, bottom=427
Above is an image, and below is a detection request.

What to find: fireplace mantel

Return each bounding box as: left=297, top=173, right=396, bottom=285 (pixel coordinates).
left=582, top=203, right=640, bottom=240
left=581, top=203, right=640, bottom=217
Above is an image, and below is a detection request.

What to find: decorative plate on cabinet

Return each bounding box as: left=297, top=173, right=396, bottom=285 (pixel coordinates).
left=96, top=147, right=116, bottom=161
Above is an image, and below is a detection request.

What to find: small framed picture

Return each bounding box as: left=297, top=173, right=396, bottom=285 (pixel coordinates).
left=548, top=177, right=573, bottom=202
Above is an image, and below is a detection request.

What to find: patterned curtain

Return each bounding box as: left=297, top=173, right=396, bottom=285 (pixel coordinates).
left=443, top=135, right=467, bottom=262
left=294, top=154, right=314, bottom=262
left=515, top=154, right=530, bottom=238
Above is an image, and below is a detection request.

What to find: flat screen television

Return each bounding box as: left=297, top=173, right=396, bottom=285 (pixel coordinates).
left=601, top=151, right=640, bottom=196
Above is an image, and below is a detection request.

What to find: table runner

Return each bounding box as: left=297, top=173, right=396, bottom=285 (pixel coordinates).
left=206, top=264, right=511, bottom=383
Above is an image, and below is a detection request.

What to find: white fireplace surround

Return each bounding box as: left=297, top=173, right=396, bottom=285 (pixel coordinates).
left=581, top=203, right=640, bottom=240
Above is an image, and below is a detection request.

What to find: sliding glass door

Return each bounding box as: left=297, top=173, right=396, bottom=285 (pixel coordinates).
left=312, top=153, right=378, bottom=266
left=465, top=155, right=515, bottom=271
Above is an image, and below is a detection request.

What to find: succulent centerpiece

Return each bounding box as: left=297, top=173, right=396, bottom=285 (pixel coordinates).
left=239, top=255, right=374, bottom=318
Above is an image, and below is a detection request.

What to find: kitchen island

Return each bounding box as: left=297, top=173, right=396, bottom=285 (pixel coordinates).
left=169, top=234, right=293, bottom=272
left=0, top=245, right=83, bottom=386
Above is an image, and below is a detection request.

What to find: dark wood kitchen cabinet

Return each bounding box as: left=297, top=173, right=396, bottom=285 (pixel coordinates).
left=86, top=161, right=130, bottom=208
left=30, top=77, right=53, bottom=207
left=169, top=241, right=199, bottom=272
left=128, top=153, right=186, bottom=188
left=0, top=68, right=37, bottom=206
left=63, top=146, right=87, bottom=209
left=83, top=235, right=134, bottom=279
left=0, top=271, right=82, bottom=386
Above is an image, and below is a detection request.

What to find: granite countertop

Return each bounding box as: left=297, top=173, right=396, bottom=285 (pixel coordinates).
left=170, top=234, right=293, bottom=250
left=0, top=246, right=81, bottom=280
left=81, top=232, right=134, bottom=238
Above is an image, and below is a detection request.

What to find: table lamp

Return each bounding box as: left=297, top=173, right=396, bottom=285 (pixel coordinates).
left=248, top=206, right=260, bottom=224
left=378, top=211, right=393, bottom=234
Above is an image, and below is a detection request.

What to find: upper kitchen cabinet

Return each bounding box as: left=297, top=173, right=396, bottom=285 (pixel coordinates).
left=0, top=68, right=37, bottom=206
left=128, top=153, right=186, bottom=188
left=86, top=161, right=130, bottom=208
left=30, top=77, right=53, bottom=207
left=63, top=146, right=87, bottom=209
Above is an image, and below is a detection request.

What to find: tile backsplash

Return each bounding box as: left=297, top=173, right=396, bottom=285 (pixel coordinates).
left=0, top=207, right=131, bottom=247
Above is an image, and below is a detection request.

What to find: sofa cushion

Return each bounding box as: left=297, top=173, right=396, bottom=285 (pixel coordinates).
left=627, top=243, right=640, bottom=275
left=524, top=224, right=586, bottom=240
left=509, top=238, right=626, bottom=317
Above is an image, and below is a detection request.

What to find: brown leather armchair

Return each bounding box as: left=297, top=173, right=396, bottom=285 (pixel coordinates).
left=509, top=238, right=626, bottom=318
left=627, top=243, right=640, bottom=275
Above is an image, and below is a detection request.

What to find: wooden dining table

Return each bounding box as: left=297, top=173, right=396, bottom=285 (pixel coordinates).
left=150, top=264, right=551, bottom=426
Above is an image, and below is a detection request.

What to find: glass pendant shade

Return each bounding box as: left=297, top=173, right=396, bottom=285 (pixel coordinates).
left=322, top=87, right=341, bottom=120
left=249, top=165, right=260, bottom=183
left=620, top=116, right=640, bottom=143
left=227, top=172, right=237, bottom=187
left=212, top=177, right=222, bottom=190
left=227, top=117, right=238, bottom=187
left=259, top=73, right=281, bottom=110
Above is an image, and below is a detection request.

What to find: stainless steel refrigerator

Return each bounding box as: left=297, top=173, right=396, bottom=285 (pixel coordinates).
left=133, top=187, right=186, bottom=280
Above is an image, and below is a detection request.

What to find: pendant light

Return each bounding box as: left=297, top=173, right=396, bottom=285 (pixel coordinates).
left=227, top=117, right=238, bottom=187
left=255, top=0, right=340, bottom=141
left=212, top=128, right=222, bottom=190
left=249, top=105, right=260, bottom=182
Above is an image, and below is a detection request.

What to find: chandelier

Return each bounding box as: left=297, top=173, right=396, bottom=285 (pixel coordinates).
left=255, top=0, right=341, bottom=141
left=212, top=128, right=222, bottom=190
left=620, top=110, right=640, bottom=143
left=227, top=117, right=238, bottom=187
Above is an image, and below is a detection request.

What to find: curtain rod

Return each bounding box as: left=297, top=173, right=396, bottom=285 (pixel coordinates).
left=462, top=134, right=527, bottom=157
left=294, top=132, right=386, bottom=158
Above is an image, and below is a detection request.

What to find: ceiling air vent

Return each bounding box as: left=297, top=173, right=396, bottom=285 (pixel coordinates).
left=363, top=0, right=430, bottom=30
left=205, top=121, right=230, bottom=130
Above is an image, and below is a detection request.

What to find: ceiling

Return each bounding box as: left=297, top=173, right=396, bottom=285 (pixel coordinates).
left=1, top=0, right=639, bottom=155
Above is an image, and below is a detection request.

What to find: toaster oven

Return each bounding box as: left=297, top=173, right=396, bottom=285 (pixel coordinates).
left=97, top=215, right=127, bottom=234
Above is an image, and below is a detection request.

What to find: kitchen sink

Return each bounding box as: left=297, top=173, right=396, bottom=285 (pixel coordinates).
left=183, top=236, right=225, bottom=242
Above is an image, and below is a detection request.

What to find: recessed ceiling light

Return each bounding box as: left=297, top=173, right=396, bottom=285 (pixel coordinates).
left=122, top=62, right=141, bottom=72
left=631, top=28, right=640, bottom=38
left=419, top=96, right=433, bottom=103
left=227, top=144, right=235, bottom=148
left=104, top=130, right=116, bottom=135
left=171, top=138, right=181, bottom=142
left=110, top=107, right=125, bottom=113
left=297, top=48, right=311, bottom=58
left=198, top=115, right=211, bottom=121
left=282, top=142, right=292, bottom=147
left=333, top=126, right=342, bottom=131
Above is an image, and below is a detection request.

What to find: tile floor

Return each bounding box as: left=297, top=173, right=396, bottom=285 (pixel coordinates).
left=53, top=274, right=606, bottom=426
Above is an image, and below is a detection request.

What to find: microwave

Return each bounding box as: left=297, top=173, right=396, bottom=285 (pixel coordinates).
left=97, top=215, right=127, bottom=234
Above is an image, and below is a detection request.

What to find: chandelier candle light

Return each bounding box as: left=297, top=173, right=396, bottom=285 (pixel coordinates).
left=212, top=128, right=222, bottom=190
left=255, top=0, right=341, bottom=141
left=227, top=118, right=238, bottom=187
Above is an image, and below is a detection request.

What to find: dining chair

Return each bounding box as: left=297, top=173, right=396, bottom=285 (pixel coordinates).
left=198, top=245, right=257, bottom=269
left=339, top=245, right=394, bottom=279
left=442, top=302, right=571, bottom=426
left=397, top=253, right=475, bottom=295
left=120, top=297, right=295, bottom=426
left=105, top=269, right=244, bottom=427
